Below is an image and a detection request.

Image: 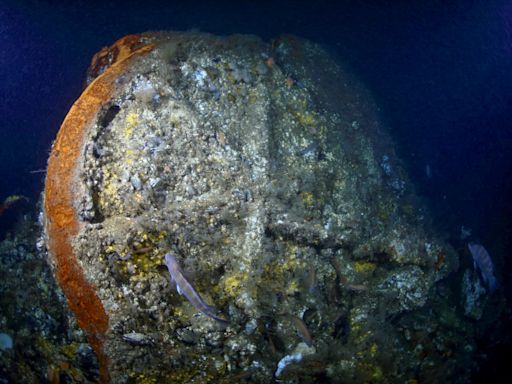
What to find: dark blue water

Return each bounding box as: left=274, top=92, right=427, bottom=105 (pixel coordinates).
left=1, top=0, right=511, bottom=381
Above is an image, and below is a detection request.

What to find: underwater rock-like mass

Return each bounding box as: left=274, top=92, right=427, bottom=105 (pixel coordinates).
left=43, top=32, right=473, bottom=383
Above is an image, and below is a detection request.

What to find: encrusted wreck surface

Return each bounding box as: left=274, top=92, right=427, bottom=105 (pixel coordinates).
left=43, top=32, right=475, bottom=383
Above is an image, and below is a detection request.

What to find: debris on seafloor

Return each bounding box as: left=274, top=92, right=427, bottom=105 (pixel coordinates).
left=40, top=31, right=482, bottom=383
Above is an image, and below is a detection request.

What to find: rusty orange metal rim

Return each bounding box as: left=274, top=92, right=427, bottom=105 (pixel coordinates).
left=44, top=34, right=156, bottom=383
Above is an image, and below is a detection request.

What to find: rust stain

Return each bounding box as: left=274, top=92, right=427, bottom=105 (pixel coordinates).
left=44, top=36, right=155, bottom=383
left=87, top=33, right=154, bottom=84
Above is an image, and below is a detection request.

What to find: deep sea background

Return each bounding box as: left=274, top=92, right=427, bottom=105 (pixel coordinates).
left=1, top=0, right=511, bottom=381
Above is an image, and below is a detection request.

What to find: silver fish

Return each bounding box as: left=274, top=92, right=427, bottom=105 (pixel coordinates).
left=306, top=266, right=317, bottom=293
left=467, top=242, right=498, bottom=293
left=122, top=332, right=153, bottom=346
left=164, top=253, right=227, bottom=323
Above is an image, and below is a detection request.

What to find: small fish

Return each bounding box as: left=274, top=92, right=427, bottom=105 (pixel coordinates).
left=306, top=266, right=317, bottom=293
left=132, top=247, right=152, bottom=255
left=345, top=284, right=368, bottom=292
left=122, top=332, right=153, bottom=346
left=225, top=368, right=255, bottom=381
left=164, top=253, right=228, bottom=323
left=298, top=140, right=320, bottom=159
left=467, top=242, right=498, bottom=293
left=285, top=314, right=313, bottom=347
left=29, top=168, right=47, bottom=174
left=460, top=226, right=472, bottom=240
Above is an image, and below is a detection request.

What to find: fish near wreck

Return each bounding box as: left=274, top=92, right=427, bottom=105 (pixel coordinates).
left=467, top=242, right=498, bottom=293
left=164, top=253, right=228, bottom=323
left=283, top=314, right=314, bottom=347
